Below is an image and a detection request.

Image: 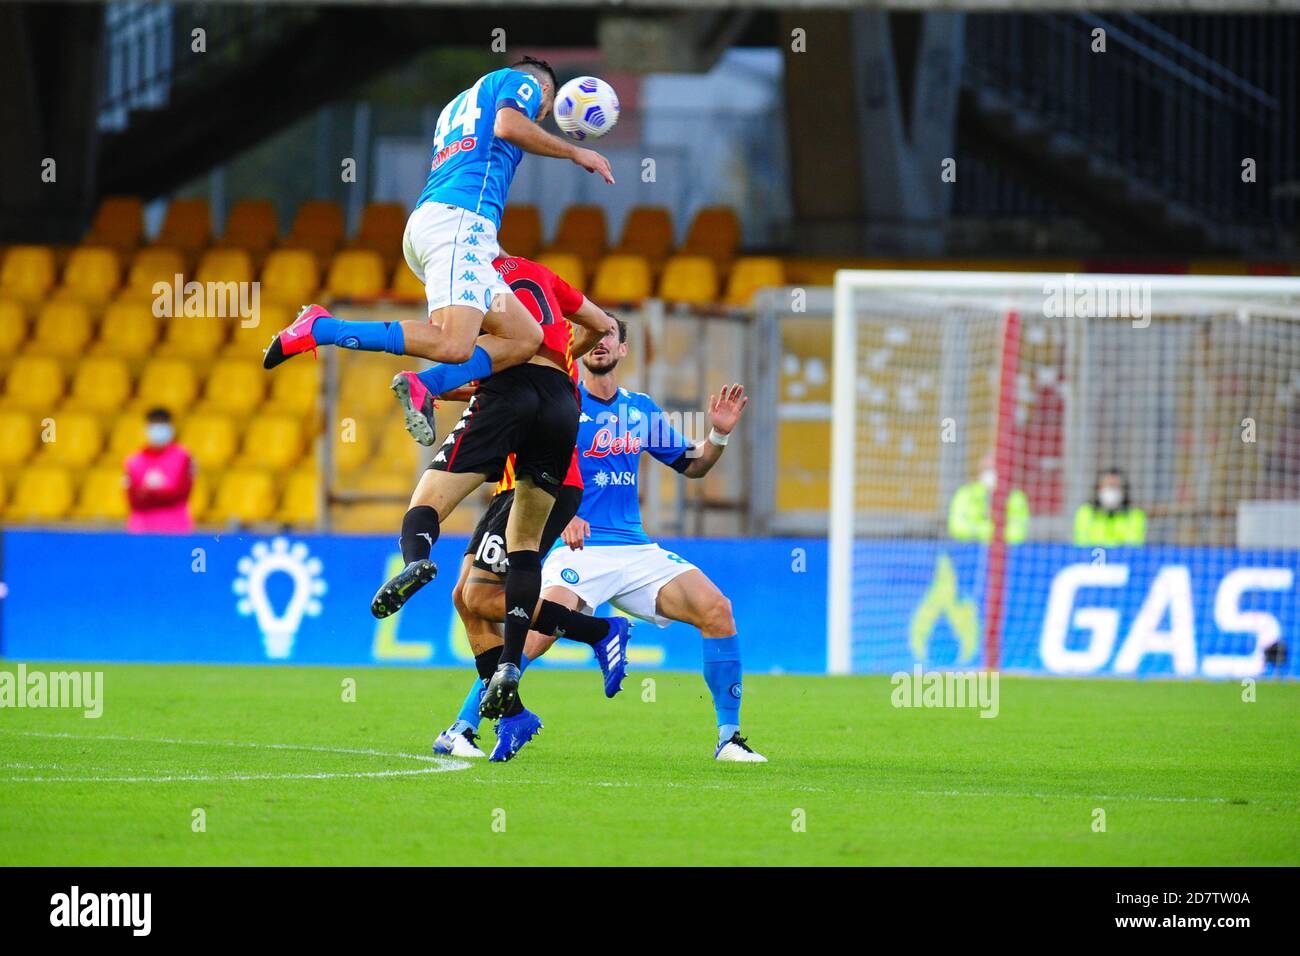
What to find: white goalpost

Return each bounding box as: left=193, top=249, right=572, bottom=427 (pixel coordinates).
left=829, top=270, right=1300, bottom=679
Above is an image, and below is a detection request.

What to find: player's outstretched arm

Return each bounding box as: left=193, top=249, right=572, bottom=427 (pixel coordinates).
left=567, top=297, right=618, bottom=356
left=494, top=108, right=614, bottom=183
left=681, top=384, right=748, bottom=478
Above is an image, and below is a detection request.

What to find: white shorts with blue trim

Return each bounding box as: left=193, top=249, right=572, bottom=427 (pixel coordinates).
left=541, top=542, right=697, bottom=628
left=402, top=202, right=509, bottom=315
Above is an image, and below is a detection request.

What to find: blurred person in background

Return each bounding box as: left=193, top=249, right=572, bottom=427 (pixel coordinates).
left=1073, top=468, right=1146, bottom=547
left=948, top=450, right=1029, bottom=544
left=124, top=408, right=194, bottom=534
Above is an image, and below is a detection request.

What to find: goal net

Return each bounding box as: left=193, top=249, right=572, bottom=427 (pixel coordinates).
left=829, top=271, right=1300, bottom=680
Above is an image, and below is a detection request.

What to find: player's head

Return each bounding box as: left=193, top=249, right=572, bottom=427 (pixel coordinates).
left=511, top=55, right=557, bottom=120
left=583, top=313, right=627, bottom=375
left=144, top=407, right=174, bottom=447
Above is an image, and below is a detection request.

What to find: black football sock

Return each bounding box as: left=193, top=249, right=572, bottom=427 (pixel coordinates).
left=400, top=506, right=439, bottom=563
left=501, top=550, right=541, bottom=667
left=533, top=600, right=611, bottom=646
left=474, top=646, right=523, bottom=717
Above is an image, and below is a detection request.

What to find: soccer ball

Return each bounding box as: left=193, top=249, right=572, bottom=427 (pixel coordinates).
left=554, top=76, right=620, bottom=141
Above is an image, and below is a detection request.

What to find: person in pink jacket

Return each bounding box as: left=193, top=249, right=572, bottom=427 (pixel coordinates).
left=124, top=408, right=195, bottom=534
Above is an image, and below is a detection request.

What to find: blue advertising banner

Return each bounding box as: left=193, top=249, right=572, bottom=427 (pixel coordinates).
left=851, top=540, right=1298, bottom=679
left=0, top=531, right=828, bottom=674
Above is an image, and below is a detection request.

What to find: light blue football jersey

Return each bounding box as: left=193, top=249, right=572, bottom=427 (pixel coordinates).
left=574, top=383, right=695, bottom=547
left=415, top=68, right=543, bottom=228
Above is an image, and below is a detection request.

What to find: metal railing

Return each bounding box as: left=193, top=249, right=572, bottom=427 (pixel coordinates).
left=963, top=12, right=1297, bottom=249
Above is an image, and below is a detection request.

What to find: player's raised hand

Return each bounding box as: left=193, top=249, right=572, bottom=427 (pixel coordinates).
left=572, top=147, right=615, bottom=184
left=562, top=515, right=590, bottom=550
left=709, top=384, right=748, bottom=434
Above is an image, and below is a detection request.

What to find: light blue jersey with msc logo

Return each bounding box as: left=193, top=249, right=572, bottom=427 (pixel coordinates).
left=575, top=383, right=694, bottom=547
left=415, top=68, right=543, bottom=228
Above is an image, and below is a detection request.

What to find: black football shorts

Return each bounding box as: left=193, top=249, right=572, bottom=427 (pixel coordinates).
left=465, top=484, right=585, bottom=575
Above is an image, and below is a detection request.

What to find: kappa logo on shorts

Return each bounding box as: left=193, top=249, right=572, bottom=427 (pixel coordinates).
left=459, top=290, right=477, bottom=302
left=560, top=568, right=580, bottom=584
left=459, top=270, right=478, bottom=282
left=462, top=252, right=481, bottom=264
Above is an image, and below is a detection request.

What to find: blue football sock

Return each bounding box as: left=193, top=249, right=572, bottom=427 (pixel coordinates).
left=702, top=636, right=742, bottom=742
left=416, top=345, right=493, bottom=396
left=452, top=651, right=530, bottom=733
left=315, top=317, right=405, bottom=355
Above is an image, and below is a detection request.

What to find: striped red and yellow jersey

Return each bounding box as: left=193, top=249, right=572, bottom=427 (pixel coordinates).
left=490, top=255, right=585, bottom=496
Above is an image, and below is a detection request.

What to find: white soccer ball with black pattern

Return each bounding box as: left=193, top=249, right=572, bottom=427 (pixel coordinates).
left=554, top=76, right=620, bottom=141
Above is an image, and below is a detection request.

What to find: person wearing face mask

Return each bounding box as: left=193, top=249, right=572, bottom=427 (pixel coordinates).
left=124, top=408, right=195, bottom=534
left=948, top=450, right=1029, bottom=544
left=1073, top=468, right=1146, bottom=547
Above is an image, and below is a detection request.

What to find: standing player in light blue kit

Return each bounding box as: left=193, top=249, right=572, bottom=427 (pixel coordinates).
left=434, top=319, right=767, bottom=763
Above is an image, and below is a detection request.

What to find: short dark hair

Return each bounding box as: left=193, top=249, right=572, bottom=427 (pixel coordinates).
left=511, top=55, right=557, bottom=92
left=606, top=312, right=627, bottom=343
left=146, top=407, right=171, bottom=423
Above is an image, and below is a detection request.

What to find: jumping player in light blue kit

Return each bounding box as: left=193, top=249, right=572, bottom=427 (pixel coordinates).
left=435, top=318, right=767, bottom=763
left=262, top=59, right=617, bottom=702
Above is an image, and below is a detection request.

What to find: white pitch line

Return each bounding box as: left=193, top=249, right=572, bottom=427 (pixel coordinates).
left=0, top=729, right=470, bottom=783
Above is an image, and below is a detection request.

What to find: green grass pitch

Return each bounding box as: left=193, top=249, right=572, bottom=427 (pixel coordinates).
left=1, top=661, right=1296, bottom=866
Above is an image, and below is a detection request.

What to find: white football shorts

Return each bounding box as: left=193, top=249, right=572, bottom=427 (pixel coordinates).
left=402, top=202, right=509, bottom=315
left=541, top=542, right=697, bottom=627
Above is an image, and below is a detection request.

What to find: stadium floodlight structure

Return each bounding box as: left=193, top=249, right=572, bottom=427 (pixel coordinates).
left=829, top=270, right=1300, bottom=679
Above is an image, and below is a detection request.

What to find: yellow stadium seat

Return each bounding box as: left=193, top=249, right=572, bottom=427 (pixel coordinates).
left=0, top=409, right=37, bottom=471
left=325, top=249, right=386, bottom=299
left=27, top=300, right=95, bottom=358
left=0, top=470, right=5, bottom=512
left=658, top=256, right=719, bottom=306
left=276, top=468, right=320, bottom=525
left=290, top=201, right=345, bottom=245
left=188, top=470, right=212, bottom=523
left=211, top=469, right=276, bottom=525
left=134, top=359, right=198, bottom=413
left=220, top=200, right=278, bottom=255
left=94, top=301, right=159, bottom=359
left=353, top=202, right=405, bottom=264
left=724, top=256, right=786, bottom=307
left=549, top=205, right=607, bottom=262
left=268, top=360, right=320, bottom=416
left=338, top=365, right=399, bottom=418
left=683, top=207, right=741, bottom=266
left=615, top=206, right=674, bottom=264
left=37, top=411, right=102, bottom=467
left=196, top=248, right=254, bottom=286
left=390, top=261, right=425, bottom=300
left=0, top=299, right=27, bottom=359
left=154, top=198, right=211, bottom=255
left=126, top=247, right=186, bottom=295
left=85, top=197, right=145, bottom=252
left=71, top=466, right=129, bottom=522
left=1, top=246, right=57, bottom=303
left=60, top=247, right=121, bottom=305
left=236, top=414, right=305, bottom=471
left=224, top=303, right=288, bottom=358
left=331, top=426, right=374, bottom=474
left=592, top=254, right=652, bottom=304
left=7, top=465, right=76, bottom=522
left=157, top=314, right=229, bottom=358
left=261, top=249, right=319, bottom=305
left=1, top=355, right=65, bottom=412
left=67, top=356, right=133, bottom=414
left=101, top=413, right=146, bottom=465
left=536, top=252, right=585, bottom=290
left=179, top=413, right=239, bottom=470
left=499, top=205, right=542, bottom=259
left=199, top=359, right=265, bottom=416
